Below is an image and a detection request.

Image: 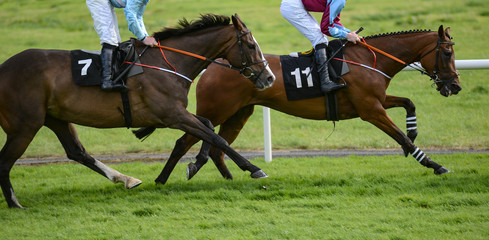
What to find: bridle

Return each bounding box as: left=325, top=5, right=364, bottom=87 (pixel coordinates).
left=411, top=36, right=459, bottom=88
left=216, top=29, right=269, bottom=80
left=358, top=34, right=459, bottom=88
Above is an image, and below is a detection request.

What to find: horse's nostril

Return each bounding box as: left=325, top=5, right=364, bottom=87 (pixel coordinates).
left=268, top=76, right=275, bottom=84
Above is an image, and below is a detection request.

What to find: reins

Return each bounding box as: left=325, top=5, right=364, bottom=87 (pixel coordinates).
left=154, top=29, right=267, bottom=79
left=156, top=45, right=207, bottom=61
left=356, top=36, right=458, bottom=84
left=357, top=41, right=406, bottom=65
left=155, top=44, right=244, bottom=72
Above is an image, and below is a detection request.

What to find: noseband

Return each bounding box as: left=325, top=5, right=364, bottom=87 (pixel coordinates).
left=417, top=37, right=459, bottom=88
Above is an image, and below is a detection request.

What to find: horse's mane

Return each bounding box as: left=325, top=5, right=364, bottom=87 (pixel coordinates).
left=364, top=29, right=432, bottom=40
left=153, top=14, right=231, bottom=41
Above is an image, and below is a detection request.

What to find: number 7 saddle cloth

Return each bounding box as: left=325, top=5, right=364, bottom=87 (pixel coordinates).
left=280, top=39, right=349, bottom=101
left=70, top=39, right=143, bottom=87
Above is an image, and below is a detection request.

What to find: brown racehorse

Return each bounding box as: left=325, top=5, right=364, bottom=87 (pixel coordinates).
left=0, top=14, right=275, bottom=208
left=148, top=25, right=461, bottom=184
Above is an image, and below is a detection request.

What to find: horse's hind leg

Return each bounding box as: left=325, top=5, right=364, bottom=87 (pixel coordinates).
left=358, top=103, right=449, bottom=175
left=0, top=127, right=40, bottom=208
left=383, top=95, right=418, bottom=145
left=43, top=116, right=142, bottom=189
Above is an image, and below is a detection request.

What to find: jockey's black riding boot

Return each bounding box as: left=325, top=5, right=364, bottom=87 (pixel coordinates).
left=315, top=43, right=346, bottom=93
left=101, top=43, right=128, bottom=92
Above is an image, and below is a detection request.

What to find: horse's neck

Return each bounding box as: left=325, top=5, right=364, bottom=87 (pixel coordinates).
left=362, top=32, right=437, bottom=78
left=377, top=33, right=437, bottom=64
left=145, top=26, right=234, bottom=79
left=194, top=26, right=235, bottom=59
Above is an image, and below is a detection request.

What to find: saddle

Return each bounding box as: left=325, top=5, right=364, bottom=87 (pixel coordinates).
left=70, top=39, right=145, bottom=128
left=280, top=39, right=350, bottom=121
left=70, top=39, right=143, bottom=87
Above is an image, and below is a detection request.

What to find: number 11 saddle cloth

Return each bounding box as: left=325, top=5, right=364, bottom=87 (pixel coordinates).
left=280, top=39, right=349, bottom=101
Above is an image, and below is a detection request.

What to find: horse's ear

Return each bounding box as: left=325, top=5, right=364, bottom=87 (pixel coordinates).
left=438, top=25, right=445, bottom=38
left=232, top=14, right=246, bottom=32
left=445, top=27, right=451, bottom=36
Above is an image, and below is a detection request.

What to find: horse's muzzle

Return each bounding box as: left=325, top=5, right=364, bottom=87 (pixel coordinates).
left=439, top=82, right=462, bottom=97
left=254, top=68, right=275, bottom=90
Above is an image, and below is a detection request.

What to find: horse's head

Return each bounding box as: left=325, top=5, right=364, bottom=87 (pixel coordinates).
left=225, top=14, right=275, bottom=90
left=419, top=25, right=461, bottom=97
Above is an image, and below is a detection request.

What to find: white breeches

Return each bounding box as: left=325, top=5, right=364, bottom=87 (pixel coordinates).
left=86, top=0, right=121, bottom=46
left=280, top=0, right=328, bottom=48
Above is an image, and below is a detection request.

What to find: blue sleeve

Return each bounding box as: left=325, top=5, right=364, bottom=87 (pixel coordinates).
left=328, top=0, right=345, bottom=23
left=327, top=0, right=350, bottom=39
left=124, top=0, right=150, bottom=40
left=328, top=25, right=351, bottom=39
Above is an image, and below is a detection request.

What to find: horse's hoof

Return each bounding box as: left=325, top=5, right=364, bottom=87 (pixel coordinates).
left=250, top=170, right=268, bottom=179
left=187, top=162, right=198, bottom=180
left=154, top=179, right=163, bottom=185
left=8, top=202, right=26, bottom=209
left=434, top=166, right=450, bottom=175
left=402, top=145, right=410, bottom=157
left=125, top=177, right=142, bottom=189
left=154, top=177, right=168, bottom=185
left=223, top=173, right=234, bottom=180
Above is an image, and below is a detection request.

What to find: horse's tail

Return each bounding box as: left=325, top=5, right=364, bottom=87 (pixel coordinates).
left=132, top=127, right=156, bottom=141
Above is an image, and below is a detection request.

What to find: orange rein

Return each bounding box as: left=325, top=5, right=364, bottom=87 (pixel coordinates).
left=156, top=44, right=208, bottom=61
left=357, top=40, right=406, bottom=66
left=154, top=44, right=249, bottom=74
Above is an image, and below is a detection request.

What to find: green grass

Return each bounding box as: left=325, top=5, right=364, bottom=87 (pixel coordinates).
left=1, top=153, right=488, bottom=239
left=1, top=1, right=488, bottom=239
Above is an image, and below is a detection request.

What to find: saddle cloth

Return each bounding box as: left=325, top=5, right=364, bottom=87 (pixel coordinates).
left=70, top=39, right=143, bottom=86
left=281, top=39, right=349, bottom=101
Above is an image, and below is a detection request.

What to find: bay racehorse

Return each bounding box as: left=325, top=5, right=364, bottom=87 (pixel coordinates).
left=0, top=14, right=275, bottom=208
left=146, top=25, right=461, bottom=183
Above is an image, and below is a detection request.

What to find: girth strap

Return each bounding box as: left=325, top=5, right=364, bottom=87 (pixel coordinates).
left=119, top=91, right=132, bottom=128
left=325, top=60, right=341, bottom=121
left=325, top=93, right=339, bottom=121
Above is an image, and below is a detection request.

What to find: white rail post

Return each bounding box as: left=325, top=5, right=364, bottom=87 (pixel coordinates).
left=263, top=107, right=272, bottom=162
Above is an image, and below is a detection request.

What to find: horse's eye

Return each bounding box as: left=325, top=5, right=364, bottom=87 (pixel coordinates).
left=248, top=44, right=256, bottom=50
left=443, top=50, right=452, bottom=58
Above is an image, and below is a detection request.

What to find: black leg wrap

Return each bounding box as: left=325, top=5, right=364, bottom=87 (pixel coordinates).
left=406, top=113, right=418, bottom=143
left=411, top=147, right=450, bottom=175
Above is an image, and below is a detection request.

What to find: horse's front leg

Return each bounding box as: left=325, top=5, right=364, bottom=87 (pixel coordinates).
left=189, top=106, right=255, bottom=181
left=383, top=95, right=418, bottom=147
left=187, top=141, right=213, bottom=180
left=156, top=115, right=214, bottom=184
left=358, top=102, right=449, bottom=175
left=156, top=133, right=201, bottom=184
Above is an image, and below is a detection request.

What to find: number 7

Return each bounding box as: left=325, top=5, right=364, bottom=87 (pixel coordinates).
left=78, top=59, right=92, bottom=76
